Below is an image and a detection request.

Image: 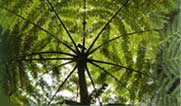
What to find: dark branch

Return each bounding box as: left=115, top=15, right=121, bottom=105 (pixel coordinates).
left=86, top=0, right=130, bottom=54
left=82, top=38, right=86, bottom=53
left=47, top=65, right=77, bottom=106
left=46, top=0, right=80, bottom=54
left=18, top=51, right=75, bottom=59
left=0, top=5, right=77, bottom=54
left=85, top=65, right=102, bottom=106
left=82, top=0, right=86, bottom=53
left=88, top=61, right=130, bottom=92
left=83, top=0, right=86, bottom=35
left=87, top=29, right=161, bottom=55
left=76, top=84, right=79, bottom=101
left=31, top=60, right=75, bottom=82
left=88, top=59, right=149, bottom=76
left=21, top=57, right=73, bottom=61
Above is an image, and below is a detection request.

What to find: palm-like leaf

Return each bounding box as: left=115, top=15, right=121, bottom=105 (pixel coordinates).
left=0, top=0, right=179, bottom=105
left=153, top=8, right=180, bottom=106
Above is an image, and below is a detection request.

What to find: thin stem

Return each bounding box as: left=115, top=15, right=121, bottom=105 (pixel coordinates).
left=85, top=65, right=102, bottom=106
left=46, top=0, right=80, bottom=54
left=19, top=51, right=75, bottom=58
left=86, top=0, right=130, bottom=54
left=82, top=0, right=86, bottom=53
left=31, top=60, right=75, bottom=82
left=47, top=64, right=77, bottom=106
left=82, top=37, right=86, bottom=53
left=21, top=57, right=73, bottom=61
left=83, top=0, right=86, bottom=34
left=88, top=61, right=130, bottom=92
left=88, top=59, right=149, bottom=76
left=87, top=29, right=161, bottom=55
left=0, top=5, right=77, bottom=54
left=76, top=84, right=79, bottom=101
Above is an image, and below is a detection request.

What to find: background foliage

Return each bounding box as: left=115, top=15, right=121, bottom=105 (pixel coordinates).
left=0, top=0, right=180, bottom=106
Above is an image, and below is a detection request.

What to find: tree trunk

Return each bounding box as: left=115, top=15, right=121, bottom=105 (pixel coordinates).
left=77, top=61, right=90, bottom=105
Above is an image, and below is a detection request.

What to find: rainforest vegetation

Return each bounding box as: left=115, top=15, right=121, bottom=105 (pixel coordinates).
left=0, top=0, right=180, bottom=106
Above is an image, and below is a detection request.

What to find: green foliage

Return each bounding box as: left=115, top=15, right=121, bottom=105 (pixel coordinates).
left=153, top=8, right=180, bottom=106
left=0, top=0, right=179, bottom=105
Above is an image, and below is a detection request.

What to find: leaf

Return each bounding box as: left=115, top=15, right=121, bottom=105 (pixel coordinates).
left=0, top=0, right=179, bottom=105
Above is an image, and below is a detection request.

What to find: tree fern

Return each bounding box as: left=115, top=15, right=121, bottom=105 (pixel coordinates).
left=153, top=7, right=180, bottom=106
left=0, top=0, right=179, bottom=105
